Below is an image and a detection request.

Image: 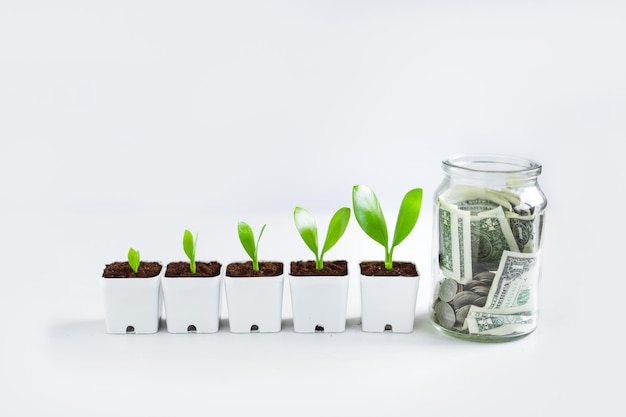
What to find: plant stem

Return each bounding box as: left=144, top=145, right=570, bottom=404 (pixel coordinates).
left=384, top=249, right=393, bottom=270
left=252, top=258, right=259, bottom=272
left=190, top=260, right=196, bottom=274
left=315, top=254, right=323, bottom=270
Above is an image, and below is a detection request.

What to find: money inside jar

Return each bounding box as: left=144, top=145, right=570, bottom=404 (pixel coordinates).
left=432, top=184, right=544, bottom=338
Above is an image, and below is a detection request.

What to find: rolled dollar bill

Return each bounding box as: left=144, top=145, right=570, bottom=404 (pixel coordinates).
left=439, top=185, right=521, bottom=211
left=438, top=200, right=473, bottom=283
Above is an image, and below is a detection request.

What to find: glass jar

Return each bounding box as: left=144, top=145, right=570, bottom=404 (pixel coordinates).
left=430, top=154, right=547, bottom=342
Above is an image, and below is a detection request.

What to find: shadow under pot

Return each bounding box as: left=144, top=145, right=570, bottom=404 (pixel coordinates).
left=224, top=261, right=284, bottom=333
left=288, top=260, right=350, bottom=333
left=359, top=261, right=420, bottom=333
left=101, top=261, right=163, bottom=334
left=162, top=261, right=222, bottom=334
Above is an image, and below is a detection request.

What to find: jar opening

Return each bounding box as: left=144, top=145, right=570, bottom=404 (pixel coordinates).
left=443, top=154, right=541, bottom=176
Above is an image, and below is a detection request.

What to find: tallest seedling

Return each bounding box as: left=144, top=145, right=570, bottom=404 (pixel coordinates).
left=352, top=185, right=423, bottom=270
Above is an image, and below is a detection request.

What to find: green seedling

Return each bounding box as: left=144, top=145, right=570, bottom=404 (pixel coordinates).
left=237, top=221, right=266, bottom=272
left=128, top=247, right=140, bottom=273
left=294, top=206, right=351, bottom=270
left=183, top=229, right=198, bottom=274
left=352, top=185, right=423, bottom=270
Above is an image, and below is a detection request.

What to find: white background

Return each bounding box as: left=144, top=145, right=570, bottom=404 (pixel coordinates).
left=1, top=1, right=624, bottom=416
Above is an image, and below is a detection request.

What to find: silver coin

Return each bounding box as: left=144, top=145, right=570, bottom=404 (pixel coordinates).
left=472, top=296, right=487, bottom=307
left=464, top=280, right=484, bottom=290
left=471, top=285, right=490, bottom=296
left=473, top=271, right=496, bottom=281
left=434, top=301, right=456, bottom=329
left=438, top=278, right=459, bottom=303
left=455, top=304, right=471, bottom=327
left=453, top=291, right=481, bottom=310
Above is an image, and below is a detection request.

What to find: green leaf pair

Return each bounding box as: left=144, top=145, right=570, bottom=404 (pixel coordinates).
left=352, top=185, right=423, bottom=270
left=293, top=207, right=351, bottom=270
left=238, top=222, right=266, bottom=272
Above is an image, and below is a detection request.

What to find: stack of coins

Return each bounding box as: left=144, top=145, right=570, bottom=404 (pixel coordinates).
left=432, top=271, right=495, bottom=331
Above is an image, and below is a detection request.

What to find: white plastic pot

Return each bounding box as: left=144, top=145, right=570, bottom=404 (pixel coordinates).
left=101, top=271, right=162, bottom=334
left=359, top=273, right=420, bottom=333
left=224, top=272, right=284, bottom=333
left=289, top=272, right=350, bottom=333
left=162, top=273, right=222, bottom=333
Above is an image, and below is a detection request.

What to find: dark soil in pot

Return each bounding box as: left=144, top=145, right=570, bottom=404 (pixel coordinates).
left=165, top=261, right=221, bottom=277
left=290, top=260, right=348, bottom=276
left=102, top=262, right=162, bottom=278
left=359, top=261, right=418, bottom=277
left=226, top=261, right=283, bottom=277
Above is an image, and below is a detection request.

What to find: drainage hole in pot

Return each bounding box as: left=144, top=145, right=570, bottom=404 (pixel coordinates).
left=384, top=324, right=393, bottom=332
left=187, top=325, right=197, bottom=333
left=250, top=324, right=259, bottom=332
left=126, top=325, right=135, bottom=334
left=315, top=325, right=325, bottom=333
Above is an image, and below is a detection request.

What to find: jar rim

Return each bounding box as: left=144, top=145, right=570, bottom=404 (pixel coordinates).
left=443, top=153, right=542, bottom=175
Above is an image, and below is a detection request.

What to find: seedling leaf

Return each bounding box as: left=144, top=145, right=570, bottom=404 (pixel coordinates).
left=352, top=185, right=388, bottom=249
left=237, top=221, right=256, bottom=260
left=128, top=247, right=140, bottom=273
left=321, top=207, right=351, bottom=256
left=238, top=221, right=266, bottom=272
left=391, top=188, right=423, bottom=249
left=183, top=229, right=197, bottom=274
left=255, top=224, right=267, bottom=267
left=294, top=207, right=319, bottom=261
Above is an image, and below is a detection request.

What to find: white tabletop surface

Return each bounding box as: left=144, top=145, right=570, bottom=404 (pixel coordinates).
left=1, top=1, right=624, bottom=416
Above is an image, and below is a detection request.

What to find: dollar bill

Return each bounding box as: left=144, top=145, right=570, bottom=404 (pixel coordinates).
left=438, top=203, right=454, bottom=275
left=465, top=305, right=536, bottom=335
left=457, top=208, right=472, bottom=282
left=484, top=250, right=538, bottom=310
left=470, top=206, right=519, bottom=273
left=506, top=212, right=542, bottom=253
left=438, top=200, right=473, bottom=283
left=455, top=198, right=499, bottom=215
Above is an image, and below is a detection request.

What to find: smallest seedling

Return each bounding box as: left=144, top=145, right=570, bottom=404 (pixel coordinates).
left=237, top=221, right=266, bottom=272
left=183, top=229, right=198, bottom=274
left=128, top=247, right=140, bottom=273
